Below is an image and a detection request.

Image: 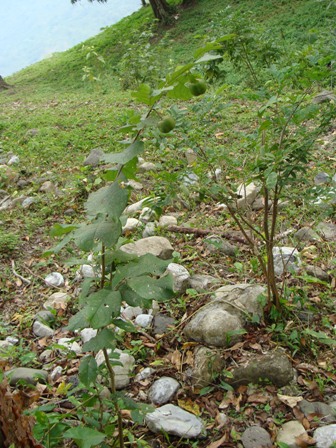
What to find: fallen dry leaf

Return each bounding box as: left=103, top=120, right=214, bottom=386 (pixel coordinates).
left=177, top=398, right=201, bottom=416
left=277, top=394, right=303, bottom=408
left=206, top=433, right=227, bottom=448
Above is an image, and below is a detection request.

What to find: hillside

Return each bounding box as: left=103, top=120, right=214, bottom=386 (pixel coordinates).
left=0, top=1, right=335, bottom=447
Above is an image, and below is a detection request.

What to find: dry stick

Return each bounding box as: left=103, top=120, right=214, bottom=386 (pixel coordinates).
left=165, top=225, right=247, bottom=244
left=11, top=260, right=31, bottom=285
left=103, top=348, right=124, bottom=448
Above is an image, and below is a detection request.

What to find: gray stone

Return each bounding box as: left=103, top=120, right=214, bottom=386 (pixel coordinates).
left=57, top=338, right=82, bottom=355
left=80, top=264, right=96, bottom=278
left=83, top=148, right=104, bottom=167
left=134, top=314, right=153, bottom=328
left=145, top=404, right=205, bottom=438
left=165, top=263, right=190, bottom=294
left=0, top=340, right=12, bottom=352
left=45, top=272, right=65, bottom=287
left=332, top=173, right=336, bottom=185
left=295, top=227, right=321, bottom=242
left=213, top=284, right=265, bottom=321
left=95, top=349, right=135, bottom=389
left=139, top=207, right=156, bottom=223
left=120, top=236, right=174, bottom=260
left=317, top=222, right=336, bottom=242
left=50, top=366, right=63, bottom=381
left=273, top=247, right=301, bottom=276
left=139, top=161, right=158, bottom=172
left=313, top=90, right=336, bottom=104
left=0, top=197, right=13, bottom=211
left=40, top=181, right=56, bottom=193
left=185, top=149, right=197, bottom=165
left=182, top=172, right=199, bottom=186
left=305, top=265, right=330, bottom=282
left=148, top=377, right=180, bottom=405
left=142, top=222, right=156, bottom=238
left=135, top=367, right=155, bottom=382
left=184, top=302, right=243, bottom=347
left=125, top=180, right=143, bottom=190
left=190, top=346, right=224, bottom=387
left=80, top=328, right=98, bottom=344
left=153, top=314, right=175, bottom=335
left=122, top=306, right=143, bottom=320
left=5, top=336, right=19, bottom=345
left=189, top=274, right=220, bottom=291
left=204, top=235, right=237, bottom=256
left=122, top=218, right=141, bottom=233
left=314, top=424, right=336, bottom=448
left=276, top=421, right=306, bottom=448
left=8, top=155, right=20, bottom=165
left=315, top=172, right=331, bottom=185
left=6, top=368, right=48, bottom=386
left=159, top=215, right=178, bottom=228
left=299, top=400, right=336, bottom=423
left=35, top=310, right=55, bottom=324
left=33, top=320, right=55, bottom=338
left=235, top=183, right=259, bottom=210
left=39, top=349, right=53, bottom=362
left=22, top=197, right=36, bottom=209
left=44, top=292, right=70, bottom=310
left=241, top=426, right=272, bottom=448
left=231, top=350, right=294, bottom=387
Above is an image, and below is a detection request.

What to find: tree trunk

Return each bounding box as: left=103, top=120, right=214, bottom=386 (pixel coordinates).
left=148, top=0, right=173, bottom=22
left=0, top=76, right=11, bottom=91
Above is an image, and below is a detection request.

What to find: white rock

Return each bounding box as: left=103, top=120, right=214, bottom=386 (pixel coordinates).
left=45, top=272, right=65, bottom=288
left=57, top=338, right=82, bottom=355
left=95, top=349, right=135, bottom=389
left=314, top=424, right=336, bottom=448
left=80, top=328, right=98, bottom=344
left=277, top=421, right=306, bottom=448
left=182, top=172, right=199, bottom=186
left=148, top=377, right=180, bottom=405
left=120, top=236, right=174, bottom=260
left=143, top=222, right=156, bottom=238
left=50, top=366, right=63, bottom=381
left=39, top=349, right=53, bottom=362
left=135, top=367, right=155, bottom=382
left=124, top=198, right=150, bottom=215
left=122, top=306, right=143, bottom=320
left=44, top=292, right=70, bottom=310
left=22, top=197, right=36, bottom=209
left=273, top=247, right=301, bottom=276
left=5, top=336, right=19, bottom=345
left=8, top=155, right=20, bottom=165
left=135, top=314, right=153, bottom=328
left=139, top=162, right=157, bottom=172
left=235, top=182, right=259, bottom=209
left=125, top=179, right=143, bottom=190
left=146, top=404, right=205, bottom=438
left=80, top=264, right=96, bottom=278
left=122, top=218, right=141, bottom=233
left=159, top=215, right=177, bottom=227
left=139, top=207, right=156, bottom=223
left=33, top=321, right=55, bottom=338
left=165, top=263, right=190, bottom=294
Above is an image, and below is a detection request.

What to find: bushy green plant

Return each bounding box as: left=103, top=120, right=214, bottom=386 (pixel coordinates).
left=0, top=231, right=19, bottom=254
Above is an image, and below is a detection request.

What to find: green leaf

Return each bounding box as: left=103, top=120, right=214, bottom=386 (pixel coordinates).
left=266, top=172, right=278, bottom=190
left=111, top=318, right=137, bottom=333
left=66, top=308, right=91, bottom=331
left=82, top=329, right=116, bottom=351
left=112, top=254, right=170, bottom=288
left=63, top=427, right=106, bottom=448
left=102, top=141, right=144, bottom=165
left=193, top=41, right=224, bottom=58
left=43, top=232, right=74, bottom=256
left=79, top=356, right=98, bottom=387
left=50, top=223, right=78, bottom=237
left=85, top=289, right=122, bottom=329
left=131, top=84, right=157, bottom=105
left=74, top=218, right=122, bottom=251
left=127, top=275, right=174, bottom=301
left=196, top=53, right=223, bottom=63
left=167, top=81, right=193, bottom=100
left=85, top=181, right=129, bottom=219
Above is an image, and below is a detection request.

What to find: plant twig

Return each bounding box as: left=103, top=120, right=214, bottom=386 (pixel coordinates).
left=11, top=260, right=31, bottom=285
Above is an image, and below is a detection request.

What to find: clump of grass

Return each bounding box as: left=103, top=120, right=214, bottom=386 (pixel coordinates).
left=0, top=230, right=20, bottom=254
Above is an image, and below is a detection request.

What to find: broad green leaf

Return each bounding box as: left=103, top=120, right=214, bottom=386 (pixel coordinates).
left=112, top=254, right=171, bottom=288
left=127, top=275, right=174, bottom=301
left=63, top=427, right=106, bottom=448
left=193, top=41, right=224, bottom=58
left=112, top=318, right=137, bottom=333
left=85, top=180, right=129, bottom=219
left=216, top=33, right=237, bottom=43
left=43, top=232, right=73, bottom=256
left=82, top=328, right=116, bottom=351
left=84, top=289, right=122, bottom=329
left=121, top=156, right=138, bottom=180
left=166, top=62, right=194, bottom=84
left=266, top=172, right=278, bottom=190
left=119, top=284, right=152, bottom=308
left=196, top=53, right=223, bottom=63
left=131, top=83, right=157, bottom=105
left=66, top=308, right=91, bottom=331
left=50, top=223, right=78, bottom=237
left=167, top=81, right=193, bottom=100
left=74, top=218, right=122, bottom=251
left=102, top=141, right=144, bottom=165
left=79, top=356, right=98, bottom=387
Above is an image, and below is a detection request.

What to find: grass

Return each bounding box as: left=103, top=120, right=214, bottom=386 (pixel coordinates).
left=0, top=0, right=335, bottom=447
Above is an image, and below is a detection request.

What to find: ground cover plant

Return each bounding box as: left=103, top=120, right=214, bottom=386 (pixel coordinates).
left=0, top=0, right=335, bottom=447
